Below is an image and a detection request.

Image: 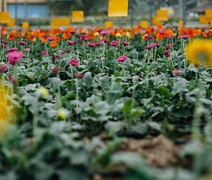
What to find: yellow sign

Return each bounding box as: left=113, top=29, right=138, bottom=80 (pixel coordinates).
left=53, top=18, right=61, bottom=26
left=22, top=22, right=29, bottom=29
left=199, top=16, right=212, bottom=24
left=152, top=17, right=160, bottom=25
left=205, top=9, right=212, bottom=20
left=61, top=18, right=70, bottom=26
left=7, top=19, right=15, bottom=27
left=51, top=22, right=58, bottom=29
left=105, top=21, right=113, bottom=28
left=108, top=0, right=128, bottom=17
left=141, top=21, right=148, bottom=28
left=72, top=11, right=84, bottom=22
left=0, top=12, right=10, bottom=23
left=157, top=10, right=168, bottom=21
left=179, top=20, right=183, bottom=27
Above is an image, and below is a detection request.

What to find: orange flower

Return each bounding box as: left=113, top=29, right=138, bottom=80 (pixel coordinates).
left=50, top=34, right=56, bottom=39
left=154, top=31, right=160, bottom=37
left=86, top=34, right=92, bottom=40
left=136, top=25, right=142, bottom=30
left=94, top=27, right=100, bottom=32
left=52, top=29, right=57, bottom=34
left=63, top=33, right=70, bottom=39
left=38, top=33, right=45, bottom=39
left=157, top=24, right=163, bottom=29
left=94, top=40, right=97, bottom=44
left=146, top=26, right=154, bottom=34
left=195, top=30, right=201, bottom=36
left=208, top=31, right=212, bottom=36
left=41, top=38, right=47, bottom=43
left=108, top=27, right=113, bottom=31
left=55, top=37, right=61, bottom=42
left=188, top=30, right=193, bottom=36
left=50, top=41, right=57, bottom=47
left=67, top=26, right=74, bottom=32
left=29, top=35, right=34, bottom=41
left=1, top=26, right=6, bottom=31
left=9, top=34, right=15, bottom=40
left=202, top=32, right=207, bottom=37
left=56, top=29, right=61, bottom=34
left=82, top=41, right=84, bottom=45
left=33, top=30, right=38, bottom=37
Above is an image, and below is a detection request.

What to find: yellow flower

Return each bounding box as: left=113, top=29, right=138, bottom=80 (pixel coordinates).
left=33, top=38, right=36, bottom=43
left=185, top=39, right=212, bottom=67
left=37, top=87, right=49, bottom=98
left=126, top=32, right=131, bottom=38
left=116, top=33, right=122, bottom=38
left=57, top=109, right=69, bottom=120
left=94, top=32, right=99, bottom=37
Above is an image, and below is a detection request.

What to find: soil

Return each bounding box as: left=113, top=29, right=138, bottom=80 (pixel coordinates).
left=118, top=134, right=180, bottom=168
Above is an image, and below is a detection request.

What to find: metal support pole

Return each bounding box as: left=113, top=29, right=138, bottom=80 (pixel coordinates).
left=2, top=0, right=4, bottom=12
left=15, top=0, right=17, bottom=25
left=183, top=0, right=186, bottom=27
left=24, top=0, right=27, bottom=22
left=131, top=0, right=134, bottom=28
left=150, top=0, right=153, bottom=26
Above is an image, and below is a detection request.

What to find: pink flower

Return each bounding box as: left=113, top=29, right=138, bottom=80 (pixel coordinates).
left=87, top=42, right=95, bottom=47
left=145, top=36, right=153, bottom=41
left=95, top=43, right=103, bottom=46
left=159, top=30, right=164, bottom=34
left=47, top=37, right=54, bottom=41
left=7, top=74, right=17, bottom=83
left=80, top=35, right=87, bottom=40
left=100, top=39, right=109, bottom=43
left=58, top=50, right=64, bottom=54
left=24, top=39, right=29, bottom=43
left=73, top=39, right=79, bottom=44
left=65, top=49, right=72, bottom=53
left=2, top=40, right=9, bottom=44
left=121, top=41, right=130, bottom=46
left=145, top=45, right=153, bottom=50
left=110, top=41, right=119, bottom=46
left=14, top=41, right=19, bottom=44
left=7, top=48, right=18, bottom=52
left=117, top=55, right=128, bottom=62
left=163, top=50, right=170, bottom=55
left=100, top=30, right=109, bottom=36
left=54, top=55, right=62, bottom=59
left=42, top=35, right=49, bottom=38
left=149, top=42, right=160, bottom=47
left=181, top=35, right=189, bottom=39
left=67, top=40, right=74, bottom=45
left=23, top=48, right=31, bottom=53
left=7, top=51, right=24, bottom=65
left=69, top=59, right=79, bottom=66
left=0, top=43, right=6, bottom=48
left=165, top=44, right=174, bottom=50
left=172, top=69, right=180, bottom=76
left=42, top=51, right=48, bottom=55
left=75, top=72, right=84, bottom=79
left=52, top=67, right=61, bottom=73
left=70, top=31, right=76, bottom=35
left=81, top=32, right=87, bottom=35
left=19, top=41, right=27, bottom=45
left=0, top=65, right=8, bottom=72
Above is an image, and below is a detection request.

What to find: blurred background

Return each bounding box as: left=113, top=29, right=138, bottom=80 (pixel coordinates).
left=0, top=0, right=211, bottom=28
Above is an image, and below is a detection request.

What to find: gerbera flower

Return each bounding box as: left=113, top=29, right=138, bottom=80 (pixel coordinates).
left=185, top=39, right=212, bottom=67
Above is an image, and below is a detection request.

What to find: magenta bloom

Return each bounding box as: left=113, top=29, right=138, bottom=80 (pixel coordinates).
left=149, top=42, right=160, bottom=47
left=117, top=56, right=128, bottom=62
left=81, top=32, right=87, bottom=35
left=75, top=72, right=84, bottom=79
left=23, top=48, right=31, bottom=53
left=0, top=43, right=6, bottom=48
left=181, top=35, right=189, bottom=39
left=7, top=51, right=24, bottom=65
left=121, top=41, right=130, bottom=46
left=42, top=51, right=48, bottom=55
left=2, top=40, right=9, bottom=44
left=165, top=44, right=174, bottom=50
left=67, top=40, right=74, bottom=45
left=80, top=35, right=87, bottom=40
left=95, top=43, right=103, bottom=46
left=145, top=36, right=153, bottom=41
left=54, top=55, right=62, bottom=59
left=14, top=41, right=19, bottom=44
left=58, top=50, right=64, bottom=54
left=7, top=74, right=17, bottom=83
left=7, top=48, right=18, bottom=52
left=159, top=30, right=164, bottom=34
left=110, top=41, right=119, bottom=46
left=52, top=67, right=61, bottom=73
left=47, top=37, right=54, bottom=41
left=145, top=45, right=153, bottom=50
left=100, top=39, right=109, bottom=43
left=19, top=41, right=27, bottom=45
left=24, top=39, right=29, bottom=43
left=42, top=35, right=49, bottom=38
left=69, top=59, right=79, bottom=66
left=65, top=49, right=72, bottom=53
left=73, top=39, right=79, bottom=44
left=0, top=65, right=8, bottom=72
left=172, top=69, right=180, bottom=76
left=163, top=50, right=170, bottom=54
left=87, top=42, right=95, bottom=47
left=100, top=30, right=109, bottom=36
left=70, top=31, right=76, bottom=35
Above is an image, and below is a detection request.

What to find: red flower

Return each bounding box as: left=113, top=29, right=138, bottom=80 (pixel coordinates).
left=75, top=73, right=84, bottom=79
left=52, top=67, right=61, bottom=73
